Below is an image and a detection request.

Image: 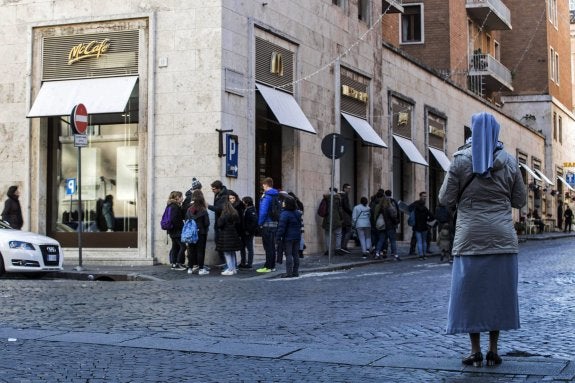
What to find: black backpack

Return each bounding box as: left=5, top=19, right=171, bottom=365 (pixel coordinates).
left=268, top=195, right=282, bottom=222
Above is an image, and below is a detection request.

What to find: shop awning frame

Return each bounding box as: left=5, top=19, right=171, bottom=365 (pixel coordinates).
left=341, top=112, right=387, bottom=148
left=255, top=83, right=316, bottom=134
left=557, top=175, right=575, bottom=191
left=27, top=76, right=138, bottom=117
left=428, top=147, right=451, bottom=171
left=534, top=169, right=555, bottom=186
left=519, top=163, right=542, bottom=182
left=392, top=135, right=428, bottom=166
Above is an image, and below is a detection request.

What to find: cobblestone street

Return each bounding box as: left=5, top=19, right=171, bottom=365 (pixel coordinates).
left=1, top=236, right=574, bottom=382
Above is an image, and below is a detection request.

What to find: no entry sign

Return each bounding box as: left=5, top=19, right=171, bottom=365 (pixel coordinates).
left=71, top=103, right=88, bottom=134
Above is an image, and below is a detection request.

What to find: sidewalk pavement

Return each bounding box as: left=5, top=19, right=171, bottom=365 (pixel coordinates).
left=54, top=230, right=575, bottom=282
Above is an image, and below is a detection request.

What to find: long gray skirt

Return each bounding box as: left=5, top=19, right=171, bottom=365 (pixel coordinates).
left=446, top=254, right=519, bottom=334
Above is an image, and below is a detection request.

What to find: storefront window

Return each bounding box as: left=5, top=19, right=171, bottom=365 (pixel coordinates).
left=48, top=107, right=139, bottom=247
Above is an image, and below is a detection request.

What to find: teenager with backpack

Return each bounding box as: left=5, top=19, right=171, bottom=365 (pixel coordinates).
left=164, top=191, right=186, bottom=270
left=256, top=177, right=280, bottom=273
left=276, top=196, right=303, bottom=278
left=241, top=196, right=258, bottom=269
left=185, top=190, right=210, bottom=275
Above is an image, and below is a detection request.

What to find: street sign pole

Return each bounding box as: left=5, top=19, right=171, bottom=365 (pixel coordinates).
left=71, top=103, right=88, bottom=271
left=328, top=133, right=337, bottom=265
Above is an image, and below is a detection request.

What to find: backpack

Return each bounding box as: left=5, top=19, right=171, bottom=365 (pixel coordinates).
left=407, top=209, right=416, bottom=227
left=375, top=213, right=386, bottom=230
left=181, top=218, right=199, bottom=244
left=160, top=205, right=174, bottom=230
left=243, top=207, right=259, bottom=234
left=268, top=195, right=282, bottom=222
left=317, top=198, right=328, bottom=217
left=387, top=200, right=399, bottom=225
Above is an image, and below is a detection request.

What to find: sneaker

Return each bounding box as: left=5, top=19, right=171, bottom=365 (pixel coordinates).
left=221, top=269, right=236, bottom=276
left=188, top=265, right=200, bottom=274
left=171, top=264, right=176, bottom=270
left=175, top=264, right=187, bottom=270
left=256, top=267, right=271, bottom=273
left=198, top=268, right=209, bottom=276
left=338, top=248, right=351, bottom=254
left=394, top=255, right=402, bottom=261
left=362, top=252, right=369, bottom=259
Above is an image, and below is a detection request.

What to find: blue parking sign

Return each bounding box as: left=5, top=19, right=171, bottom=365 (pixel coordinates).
left=566, top=172, right=575, bottom=188
left=226, top=134, right=238, bottom=178
left=65, top=178, right=77, bottom=195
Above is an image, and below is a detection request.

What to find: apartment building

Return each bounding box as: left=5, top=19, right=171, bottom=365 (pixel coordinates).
left=383, top=0, right=573, bottom=227
left=0, top=0, right=545, bottom=265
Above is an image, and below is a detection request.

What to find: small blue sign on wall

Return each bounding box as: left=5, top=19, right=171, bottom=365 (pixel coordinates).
left=566, top=172, right=575, bottom=187
left=226, top=134, right=239, bottom=178
left=65, top=178, right=77, bottom=195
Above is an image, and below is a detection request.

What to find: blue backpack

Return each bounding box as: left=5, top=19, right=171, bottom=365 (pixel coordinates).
left=160, top=205, right=173, bottom=230
left=181, top=219, right=199, bottom=244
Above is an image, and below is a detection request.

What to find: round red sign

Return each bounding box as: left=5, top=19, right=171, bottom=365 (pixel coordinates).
left=71, top=103, right=88, bottom=134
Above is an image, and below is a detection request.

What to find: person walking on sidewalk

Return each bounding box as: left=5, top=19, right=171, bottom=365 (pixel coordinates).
left=2, top=185, right=23, bottom=230
left=564, top=204, right=573, bottom=233
left=257, top=177, right=280, bottom=273
left=439, top=112, right=526, bottom=367
left=352, top=197, right=372, bottom=258
left=185, top=190, right=210, bottom=275
left=319, top=188, right=349, bottom=255
left=240, top=196, right=258, bottom=269
left=216, top=200, right=243, bottom=276
left=339, top=183, right=353, bottom=252
left=410, top=192, right=434, bottom=260
left=276, top=196, right=303, bottom=278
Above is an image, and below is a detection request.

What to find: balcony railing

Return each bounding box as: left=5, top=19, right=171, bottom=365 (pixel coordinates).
left=469, top=53, right=513, bottom=92
left=466, top=0, right=511, bottom=30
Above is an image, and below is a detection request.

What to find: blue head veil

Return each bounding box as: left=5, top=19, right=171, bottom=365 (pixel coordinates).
left=471, top=112, right=500, bottom=176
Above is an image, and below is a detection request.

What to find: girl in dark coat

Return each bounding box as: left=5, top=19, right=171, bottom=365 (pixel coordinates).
left=2, top=185, right=23, bottom=229
left=185, top=190, right=210, bottom=275
left=227, top=190, right=247, bottom=267
left=276, top=197, right=303, bottom=278
left=216, top=200, right=243, bottom=275
left=166, top=191, right=185, bottom=270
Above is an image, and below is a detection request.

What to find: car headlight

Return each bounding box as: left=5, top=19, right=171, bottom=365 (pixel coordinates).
left=9, top=241, right=35, bottom=250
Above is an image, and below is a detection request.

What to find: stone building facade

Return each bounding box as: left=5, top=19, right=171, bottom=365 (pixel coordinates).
left=0, top=0, right=545, bottom=265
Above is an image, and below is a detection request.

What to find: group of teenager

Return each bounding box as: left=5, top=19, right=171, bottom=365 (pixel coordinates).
left=163, top=177, right=304, bottom=278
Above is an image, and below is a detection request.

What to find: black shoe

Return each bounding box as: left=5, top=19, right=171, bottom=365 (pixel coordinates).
left=291, top=272, right=299, bottom=278
left=338, top=248, right=351, bottom=254
left=486, top=351, right=502, bottom=366
left=280, top=273, right=292, bottom=278
left=462, top=352, right=483, bottom=367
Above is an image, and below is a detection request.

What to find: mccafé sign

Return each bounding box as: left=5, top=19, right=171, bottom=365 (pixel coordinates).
left=68, top=39, right=110, bottom=65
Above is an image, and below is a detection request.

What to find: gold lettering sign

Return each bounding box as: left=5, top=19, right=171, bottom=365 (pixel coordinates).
left=564, top=162, right=575, bottom=167
left=68, top=39, right=110, bottom=65
left=429, top=125, right=445, bottom=138
left=342, top=85, right=368, bottom=103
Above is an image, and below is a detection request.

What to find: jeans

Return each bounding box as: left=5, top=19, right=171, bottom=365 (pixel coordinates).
left=283, top=239, right=300, bottom=276
left=383, top=228, right=397, bottom=256
left=169, top=236, right=186, bottom=265
left=341, top=225, right=352, bottom=250
left=415, top=230, right=428, bottom=256
left=262, top=226, right=278, bottom=269
left=187, top=234, right=207, bottom=268
left=356, top=227, right=371, bottom=253
left=324, top=227, right=342, bottom=252
left=243, top=234, right=254, bottom=266
left=223, top=251, right=237, bottom=271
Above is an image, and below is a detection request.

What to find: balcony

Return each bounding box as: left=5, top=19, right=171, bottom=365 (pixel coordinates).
left=382, top=0, right=404, bottom=14
left=466, top=0, right=511, bottom=30
left=468, top=53, right=513, bottom=93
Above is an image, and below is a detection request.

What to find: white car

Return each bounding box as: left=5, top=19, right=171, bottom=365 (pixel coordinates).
left=0, top=220, right=64, bottom=276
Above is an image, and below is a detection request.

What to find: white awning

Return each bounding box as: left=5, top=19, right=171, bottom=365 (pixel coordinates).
left=557, top=175, right=575, bottom=191
left=256, top=83, right=316, bottom=134
left=519, top=163, right=542, bottom=182
left=341, top=112, right=387, bottom=148
left=428, top=147, right=451, bottom=171
left=27, top=76, right=138, bottom=117
left=392, top=135, right=428, bottom=166
left=534, top=169, right=555, bottom=186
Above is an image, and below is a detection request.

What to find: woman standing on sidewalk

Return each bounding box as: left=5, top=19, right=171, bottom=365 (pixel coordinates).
left=352, top=197, right=372, bottom=258
left=216, top=199, right=243, bottom=275
left=185, top=190, right=210, bottom=275
left=439, top=112, right=526, bottom=367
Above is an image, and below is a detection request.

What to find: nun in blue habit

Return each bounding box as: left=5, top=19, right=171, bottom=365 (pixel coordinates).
left=438, top=112, right=527, bottom=367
